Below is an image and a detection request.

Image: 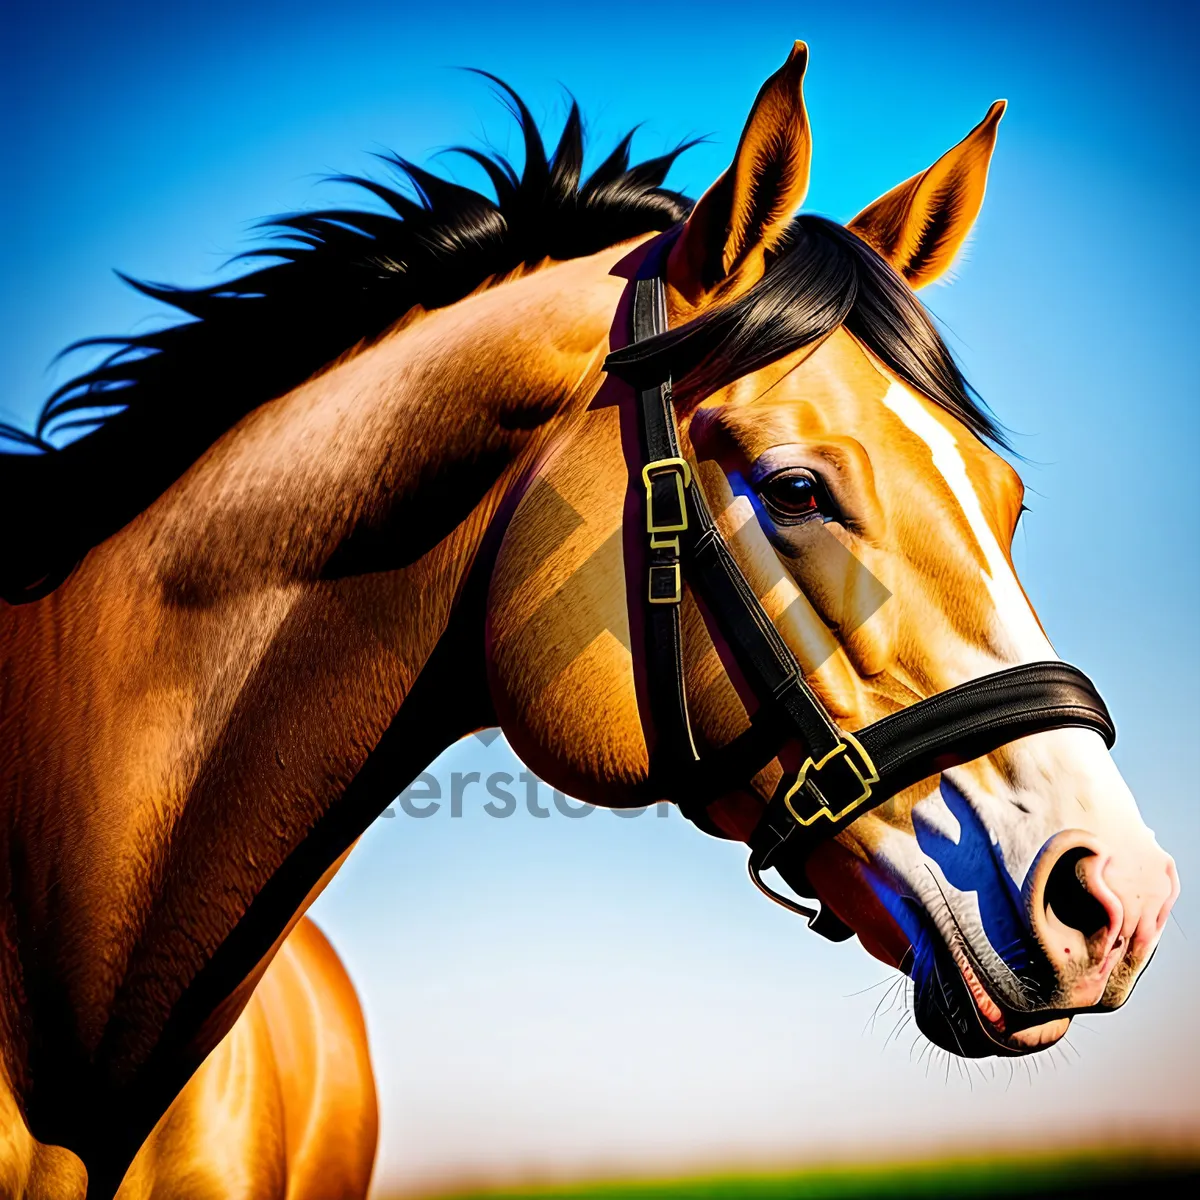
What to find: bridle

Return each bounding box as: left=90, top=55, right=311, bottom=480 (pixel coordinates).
left=603, top=239, right=1116, bottom=941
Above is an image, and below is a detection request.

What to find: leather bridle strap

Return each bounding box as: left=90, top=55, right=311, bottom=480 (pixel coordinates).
left=606, top=254, right=1116, bottom=934
left=747, top=660, right=1115, bottom=867
left=633, top=274, right=700, bottom=778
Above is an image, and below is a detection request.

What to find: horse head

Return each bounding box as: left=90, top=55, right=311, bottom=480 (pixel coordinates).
left=487, top=43, right=1178, bottom=1058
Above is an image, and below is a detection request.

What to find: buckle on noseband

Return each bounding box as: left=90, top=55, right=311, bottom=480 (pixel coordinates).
left=783, top=730, right=880, bottom=826
left=643, top=458, right=691, bottom=605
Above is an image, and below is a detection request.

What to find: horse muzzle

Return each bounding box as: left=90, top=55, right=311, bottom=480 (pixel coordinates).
left=911, top=829, right=1178, bottom=1058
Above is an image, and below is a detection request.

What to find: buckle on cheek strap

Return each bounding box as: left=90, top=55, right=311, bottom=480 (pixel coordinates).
left=643, top=458, right=690, bottom=606
left=643, top=457, right=691, bottom=531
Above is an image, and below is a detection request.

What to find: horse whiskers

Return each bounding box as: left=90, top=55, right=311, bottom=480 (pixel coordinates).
left=924, top=1045, right=942, bottom=1079
left=863, top=975, right=906, bottom=1037
left=844, top=974, right=896, bottom=998
left=955, top=1057, right=974, bottom=1091
left=884, top=1011, right=914, bottom=1052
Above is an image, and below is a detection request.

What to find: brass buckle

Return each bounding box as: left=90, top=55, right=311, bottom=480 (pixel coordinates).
left=642, top=457, right=691, bottom=536
left=644, top=457, right=689, bottom=606
left=783, top=731, right=879, bottom=826
left=648, top=562, right=682, bottom=605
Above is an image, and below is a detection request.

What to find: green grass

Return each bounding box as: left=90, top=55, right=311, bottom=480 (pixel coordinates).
left=413, top=1145, right=1199, bottom=1199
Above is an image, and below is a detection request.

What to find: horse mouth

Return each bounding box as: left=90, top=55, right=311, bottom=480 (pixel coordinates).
left=913, top=934, right=1071, bottom=1059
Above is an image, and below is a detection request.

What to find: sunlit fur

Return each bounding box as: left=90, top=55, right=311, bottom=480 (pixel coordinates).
left=116, top=918, right=377, bottom=1200
left=0, top=39, right=1178, bottom=1197
left=0, top=920, right=375, bottom=1199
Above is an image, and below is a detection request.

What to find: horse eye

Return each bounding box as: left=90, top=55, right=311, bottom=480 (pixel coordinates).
left=759, top=471, right=822, bottom=523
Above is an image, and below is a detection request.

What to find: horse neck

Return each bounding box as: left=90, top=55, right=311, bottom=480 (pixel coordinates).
left=0, top=243, right=630, bottom=1152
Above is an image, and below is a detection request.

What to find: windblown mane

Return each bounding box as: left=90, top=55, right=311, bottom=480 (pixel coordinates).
left=0, top=79, right=1001, bottom=604
left=0, top=80, right=694, bottom=601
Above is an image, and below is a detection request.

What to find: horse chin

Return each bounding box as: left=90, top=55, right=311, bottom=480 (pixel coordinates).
left=912, top=938, right=1071, bottom=1059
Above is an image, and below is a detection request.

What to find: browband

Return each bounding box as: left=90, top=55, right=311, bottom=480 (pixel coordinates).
left=604, top=248, right=1115, bottom=937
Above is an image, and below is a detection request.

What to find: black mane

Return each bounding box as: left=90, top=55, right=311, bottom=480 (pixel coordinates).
left=0, top=80, right=693, bottom=600
left=607, top=214, right=1004, bottom=450
left=0, top=80, right=1001, bottom=604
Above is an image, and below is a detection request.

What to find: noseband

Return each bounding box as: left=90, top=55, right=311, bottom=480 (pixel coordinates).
left=603, top=247, right=1115, bottom=941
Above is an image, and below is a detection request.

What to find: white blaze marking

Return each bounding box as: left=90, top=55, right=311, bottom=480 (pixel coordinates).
left=879, top=380, right=1055, bottom=664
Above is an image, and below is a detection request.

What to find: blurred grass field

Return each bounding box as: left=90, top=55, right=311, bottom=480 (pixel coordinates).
left=403, top=1144, right=1200, bottom=1199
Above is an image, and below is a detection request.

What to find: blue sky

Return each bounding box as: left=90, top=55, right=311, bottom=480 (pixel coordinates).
left=3, top=1, right=1198, bottom=1193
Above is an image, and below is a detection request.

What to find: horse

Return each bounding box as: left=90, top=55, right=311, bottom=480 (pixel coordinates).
left=0, top=40, right=1179, bottom=1198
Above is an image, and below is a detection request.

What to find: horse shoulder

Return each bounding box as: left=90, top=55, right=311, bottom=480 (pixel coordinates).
left=115, top=917, right=377, bottom=1200
left=255, top=917, right=379, bottom=1199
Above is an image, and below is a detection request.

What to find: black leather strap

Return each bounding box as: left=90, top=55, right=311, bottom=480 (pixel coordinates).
left=862, top=660, right=1114, bottom=788
left=687, top=504, right=845, bottom=764
left=750, top=660, right=1115, bottom=870
left=632, top=262, right=699, bottom=783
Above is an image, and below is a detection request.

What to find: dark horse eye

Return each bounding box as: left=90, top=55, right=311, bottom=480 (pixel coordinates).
left=759, top=470, right=822, bottom=522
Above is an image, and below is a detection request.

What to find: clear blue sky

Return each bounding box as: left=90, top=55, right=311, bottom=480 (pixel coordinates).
left=3, top=2, right=1197, bottom=1193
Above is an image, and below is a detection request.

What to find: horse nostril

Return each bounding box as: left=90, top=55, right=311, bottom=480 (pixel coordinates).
left=1043, top=848, right=1110, bottom=940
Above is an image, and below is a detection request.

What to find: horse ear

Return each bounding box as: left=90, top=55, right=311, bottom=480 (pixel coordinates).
left=667, top=41, right=812, bottom=307
left=848, top=100, right=1006, bottom=289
